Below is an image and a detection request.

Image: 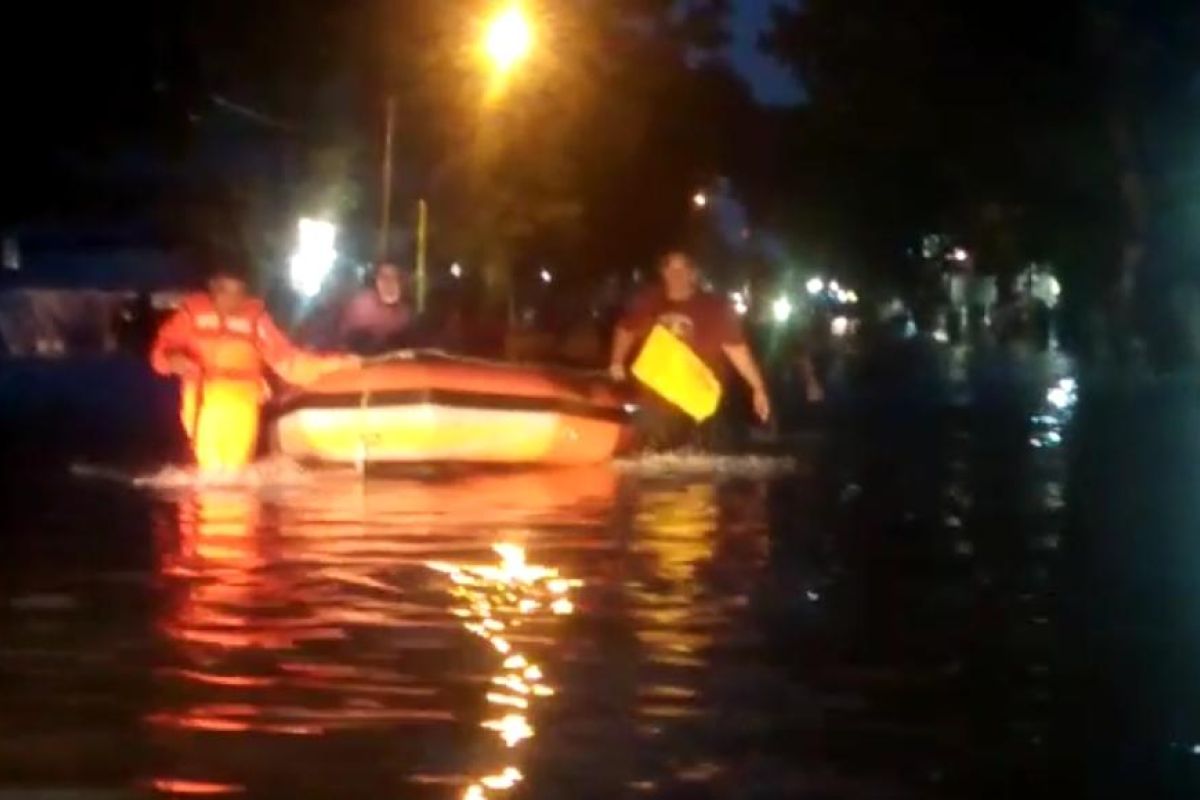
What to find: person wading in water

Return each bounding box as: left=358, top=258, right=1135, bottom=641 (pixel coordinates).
left=609, top=250, right=771, bottom=451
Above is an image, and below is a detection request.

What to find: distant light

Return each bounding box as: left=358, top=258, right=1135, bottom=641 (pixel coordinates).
left=829, top=280, right=841, bottom=294
left=539, top=269, right=552, bottom=284
left=831, top=315, right=850, bottom=337
left=950, top=247, right=970, bottom=263
left=450, top=262, right=463, bottom=279
left=692, top=191, right=708, bottom=209
left=1047, top=389, right=1070, bottom=410
left=771, top=295, right=794, bottom=324
left=806, top=277, right=825, bottom=296
left=484, top=5, right=533, bottom=75
left=1049, top=276, right=1062, bottom=297
left=1047, top=377, right=1078, bottom=411
left=846, top=290, right=860, bottom=304
left=730, top=291, right=749, bottom=316
left=934, top=329, right=950, bottom=343
left=289, top=218, right=337, bottom=298
left=2, top=236, right=18, bottom=271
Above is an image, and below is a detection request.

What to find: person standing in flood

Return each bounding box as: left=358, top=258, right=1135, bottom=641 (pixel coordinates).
left=151, top=263, right=357, bottom=472
left=337, top=262, right=416, bottom=355
left=609, top=250, right=771, bottom=450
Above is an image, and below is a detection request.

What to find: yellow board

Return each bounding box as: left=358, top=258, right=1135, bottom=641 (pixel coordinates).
left=631, top=324, right=723, bottom=422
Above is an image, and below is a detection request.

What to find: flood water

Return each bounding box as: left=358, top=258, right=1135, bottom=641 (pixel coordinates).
left=1, top=352, right=1199, bottom=799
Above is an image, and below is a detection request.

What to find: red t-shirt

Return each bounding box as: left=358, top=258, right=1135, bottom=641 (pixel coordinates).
left=618, top=287, right=744, bottom=373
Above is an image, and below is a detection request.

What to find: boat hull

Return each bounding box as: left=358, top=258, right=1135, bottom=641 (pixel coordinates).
left=271, top=354, right=632, bottom=465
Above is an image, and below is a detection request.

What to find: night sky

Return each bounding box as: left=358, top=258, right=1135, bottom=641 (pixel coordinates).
left=729, top=0, right=803, bottom=106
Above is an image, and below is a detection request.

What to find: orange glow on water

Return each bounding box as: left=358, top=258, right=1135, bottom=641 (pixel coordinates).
left=147, top=468, right=612, bottom=796
left=150, top=778, right=243, bottom=795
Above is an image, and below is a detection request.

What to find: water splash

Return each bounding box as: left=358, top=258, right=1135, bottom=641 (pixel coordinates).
left=615, top=451, right=796, bottom=477
left=72, top=457, right=343, bottom=490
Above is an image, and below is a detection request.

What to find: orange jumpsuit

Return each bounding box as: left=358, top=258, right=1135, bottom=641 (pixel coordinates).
left=151, top=293, right=351, bottom=471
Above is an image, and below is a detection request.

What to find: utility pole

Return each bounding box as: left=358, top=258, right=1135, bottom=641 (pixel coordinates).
left=377, top=96, right=396, bottom=261
left=416, top=198, right=429, bottom=314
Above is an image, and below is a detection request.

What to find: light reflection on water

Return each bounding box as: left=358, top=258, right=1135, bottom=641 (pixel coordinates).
left=146, top=469, right=622, bottom=797
left=131, top=464, right=780, bottom=797
left=0, top=364, right=1088, bottom=799
left=135, top=467, right=776, bottom=798
left=427, top=544, right=580, bottom=800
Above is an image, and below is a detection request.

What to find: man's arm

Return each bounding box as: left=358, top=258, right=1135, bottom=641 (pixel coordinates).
left=257, top=312, right=358, bottom=386
left=149, top=308, right=196, bottom=376
left=797, top=352, right=824, bottom=402
left=722, top=342, right=771, bottom=422
left=609, top=292, right=655, bottom=380
left=609, top=324, right=637, bottom=380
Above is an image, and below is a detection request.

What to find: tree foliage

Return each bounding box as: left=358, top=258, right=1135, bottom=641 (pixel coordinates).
left=761, top=0, right=1200, bottom=300
left=375, top=0, right=752, bottom=300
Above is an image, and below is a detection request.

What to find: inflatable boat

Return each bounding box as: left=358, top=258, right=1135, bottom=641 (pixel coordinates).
left=270, top=351, right=634, bottom=465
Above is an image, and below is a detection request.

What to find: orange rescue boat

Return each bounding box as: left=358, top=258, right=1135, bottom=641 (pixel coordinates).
left=270, top=351, right=634, bottom=465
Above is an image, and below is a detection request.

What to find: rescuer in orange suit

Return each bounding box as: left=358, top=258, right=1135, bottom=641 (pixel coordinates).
left=151, top=265, right=359, bottom=471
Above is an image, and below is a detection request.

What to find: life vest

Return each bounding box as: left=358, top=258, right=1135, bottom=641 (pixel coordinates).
left=173, top=293, right=268, bottom=383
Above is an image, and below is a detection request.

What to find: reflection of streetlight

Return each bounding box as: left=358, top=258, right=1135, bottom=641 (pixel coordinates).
left=484, top=4, right=534, bottom=75
left=428, top=543, right=579, bottom=800
left=539, top=269, right=553, bottom=284
left=450, top=262, right=464, bottom=279
left=692, top=192, right=708, bottom=209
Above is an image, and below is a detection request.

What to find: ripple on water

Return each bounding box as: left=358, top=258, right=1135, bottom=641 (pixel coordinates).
left=5, top=405, right=1074, bottom=799
left=615, top=451, right=798, bottom=478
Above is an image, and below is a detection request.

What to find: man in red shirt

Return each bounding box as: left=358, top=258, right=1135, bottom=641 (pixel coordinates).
left=610, top=251, right=770, bottom=450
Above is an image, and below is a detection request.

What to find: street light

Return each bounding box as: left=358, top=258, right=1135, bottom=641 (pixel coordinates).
left=692, top=191, right=708, bottom=209
left=484, top=4, right=533, bottom=75
left=289, top=218, right=337, bottom=299
left=378, top=4, right=535, bottom=314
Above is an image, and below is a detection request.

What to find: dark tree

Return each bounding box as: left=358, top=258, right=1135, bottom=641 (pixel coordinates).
left=761, top=0, right=1200, bottom=318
